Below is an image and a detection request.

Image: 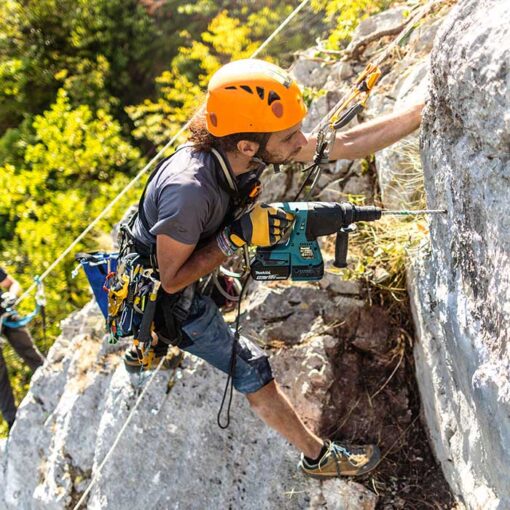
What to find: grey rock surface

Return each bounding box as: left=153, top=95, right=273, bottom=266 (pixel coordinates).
left=302, top=90, right=343, bottom=134
left=347, top=7, right=408, bottom=50
left=369, top=51, right=431, bottom=209
left=408, top=0, right=510, bottom=508
left=290, top=59, right=330, bottom=90
left=363, top=12, right=448, bottom=209
left=0, top=291, right=377, bottom=509
left=323, top=62, right=354, bottom=91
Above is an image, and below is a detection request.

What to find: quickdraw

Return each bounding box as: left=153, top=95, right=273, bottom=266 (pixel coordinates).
left=295, top=0, right=441, bottom=202
left=295, top=63, right=382, bottom=201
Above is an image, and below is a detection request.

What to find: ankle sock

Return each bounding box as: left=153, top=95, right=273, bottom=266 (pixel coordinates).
left=304, top=443, right=328, bottom=466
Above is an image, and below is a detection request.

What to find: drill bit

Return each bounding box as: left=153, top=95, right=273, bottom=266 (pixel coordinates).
left=381, top=209, right=447, bottom=216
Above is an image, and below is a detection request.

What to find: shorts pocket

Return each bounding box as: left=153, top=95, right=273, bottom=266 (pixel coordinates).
left=181, top=295, right=220, bottom=342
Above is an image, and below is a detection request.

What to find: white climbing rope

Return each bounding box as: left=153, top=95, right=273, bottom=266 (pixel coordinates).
left=311, top=0, right=443, bottom=136
left=251, top=0, right=310, bottom=58
left=72, top=358, right=166, bottom=510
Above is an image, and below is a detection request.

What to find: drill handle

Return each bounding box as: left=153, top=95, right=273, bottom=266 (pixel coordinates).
left=333, top=225, right=356, bottom=268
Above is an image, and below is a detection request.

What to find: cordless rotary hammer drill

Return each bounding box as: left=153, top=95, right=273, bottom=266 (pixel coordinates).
left=250, top=202, right=445, bottom=281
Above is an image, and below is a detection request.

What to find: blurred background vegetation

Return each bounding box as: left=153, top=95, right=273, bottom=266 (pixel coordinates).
left=0, top=0, right=395, bottom=434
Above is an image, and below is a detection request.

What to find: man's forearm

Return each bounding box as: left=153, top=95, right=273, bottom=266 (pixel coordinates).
left=296, top=102, right=424, bottom=163
left=162, top=240, right=228, bottom=294
left=330, top=103, right=424, bottom=161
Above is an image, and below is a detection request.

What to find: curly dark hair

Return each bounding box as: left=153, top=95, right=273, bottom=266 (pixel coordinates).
left=189, top=114, right=270, bottom=155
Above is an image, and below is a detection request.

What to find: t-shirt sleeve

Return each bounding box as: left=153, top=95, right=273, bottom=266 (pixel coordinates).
left=0, top=267, right=7, bottom=282
left=150, top=183, right=210, bottom=245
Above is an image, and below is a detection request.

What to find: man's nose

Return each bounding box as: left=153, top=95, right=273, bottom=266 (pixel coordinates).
left=296, top=131, right=307, bottom=149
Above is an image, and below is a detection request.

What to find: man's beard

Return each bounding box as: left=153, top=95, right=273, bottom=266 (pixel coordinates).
left=258, top=147, right=301, bottom=165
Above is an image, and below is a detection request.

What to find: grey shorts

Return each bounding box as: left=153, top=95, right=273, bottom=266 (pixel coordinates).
left=178, top=294, right=273, bottom=394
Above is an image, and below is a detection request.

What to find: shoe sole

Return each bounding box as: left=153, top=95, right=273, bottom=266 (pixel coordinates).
left=124, top=360, right=146, bottom=373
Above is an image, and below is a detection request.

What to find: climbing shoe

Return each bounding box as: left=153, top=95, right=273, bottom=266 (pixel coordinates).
left=123, top=343, right=183, bottom=373
left=299, top=440, right=381, bottom=478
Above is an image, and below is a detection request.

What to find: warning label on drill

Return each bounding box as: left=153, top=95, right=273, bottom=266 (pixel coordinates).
left=299, top=245, right=315, bottom=259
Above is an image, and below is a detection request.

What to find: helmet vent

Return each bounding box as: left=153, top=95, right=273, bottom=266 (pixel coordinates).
left=267, top=90, right=281, bottom=105
left=225, top=86, right=237, bottom=90
left=256, top=87, right=265, bottom=100
left=240, top=85, right=253, bottom=94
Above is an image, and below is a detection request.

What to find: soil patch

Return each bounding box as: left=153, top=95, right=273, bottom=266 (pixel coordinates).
left=319, top=288, right=455, bottom=509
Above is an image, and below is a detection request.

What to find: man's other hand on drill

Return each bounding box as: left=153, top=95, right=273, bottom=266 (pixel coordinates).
left=217, top=203, right=294, bottom=256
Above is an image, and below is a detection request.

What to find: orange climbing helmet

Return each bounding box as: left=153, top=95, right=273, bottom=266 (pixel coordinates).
left=205, top=59, right=307, bottom=137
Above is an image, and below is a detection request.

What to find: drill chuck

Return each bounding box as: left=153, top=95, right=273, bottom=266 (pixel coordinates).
left=351, top=205, right=382, bottom=223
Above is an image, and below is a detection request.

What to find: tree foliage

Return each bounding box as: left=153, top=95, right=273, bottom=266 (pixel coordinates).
left=0, top=89, right=142, bottom=351
left=127, top=10, right=262, bottom=149
left=0, top=0, right=163, bottom=130
left=126, top=3, right=323, bottom=150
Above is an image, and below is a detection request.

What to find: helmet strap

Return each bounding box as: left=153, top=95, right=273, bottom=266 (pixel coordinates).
left=252, top=133, right=279, bottom=173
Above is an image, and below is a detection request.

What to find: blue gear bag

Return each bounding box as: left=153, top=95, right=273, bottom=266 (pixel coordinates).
left=75, top=252, right=118, bottom=319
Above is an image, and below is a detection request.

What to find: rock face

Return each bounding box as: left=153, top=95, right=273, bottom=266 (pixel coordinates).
left=0, top=5, right=466, bottom=509
left=345, top=6, right=408, bottom=56
left=408, top=1, right=510, bottom=508
left=366, top=12, right=441, bottom=208
left=0, top=295, right=378, bottom=510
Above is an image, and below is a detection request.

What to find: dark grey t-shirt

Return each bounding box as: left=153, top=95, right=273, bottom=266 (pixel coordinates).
left=132, top=147, right=232, bottom=247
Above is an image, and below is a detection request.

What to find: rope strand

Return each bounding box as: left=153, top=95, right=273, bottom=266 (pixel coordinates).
left=72, top=358, right=166, bottom=510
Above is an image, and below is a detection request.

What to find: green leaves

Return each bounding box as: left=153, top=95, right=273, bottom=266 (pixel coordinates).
left=0, top=86, right=142, bottom=365
left=126, top=7, right=285, bottom=149
left=0, top=0, right=162, bottom=129
left=311, top=0, right=394, bottom=48
left=25, top=89, right=139, bottom=187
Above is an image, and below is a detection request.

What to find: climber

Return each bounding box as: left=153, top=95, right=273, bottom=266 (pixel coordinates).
left=122, top=59, right=423, bottom=478
left=0, top=266, right=45, bottom=431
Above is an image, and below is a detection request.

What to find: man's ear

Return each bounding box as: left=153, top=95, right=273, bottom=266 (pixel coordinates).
left=236, top=140, right=259, bottom=158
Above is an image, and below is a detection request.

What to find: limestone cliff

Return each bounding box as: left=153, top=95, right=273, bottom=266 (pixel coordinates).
left=2, top=3, right=498, bottom=509
left=407, top=0, right=510, bottom=508
left=0, top=298, right=378, bottom=509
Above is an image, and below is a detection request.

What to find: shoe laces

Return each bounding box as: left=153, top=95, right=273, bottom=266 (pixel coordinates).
left=329, top=442, right=368, bottom=467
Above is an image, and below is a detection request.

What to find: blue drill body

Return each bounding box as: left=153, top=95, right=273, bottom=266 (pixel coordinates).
left=251, top=202, right=382, bottom=281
